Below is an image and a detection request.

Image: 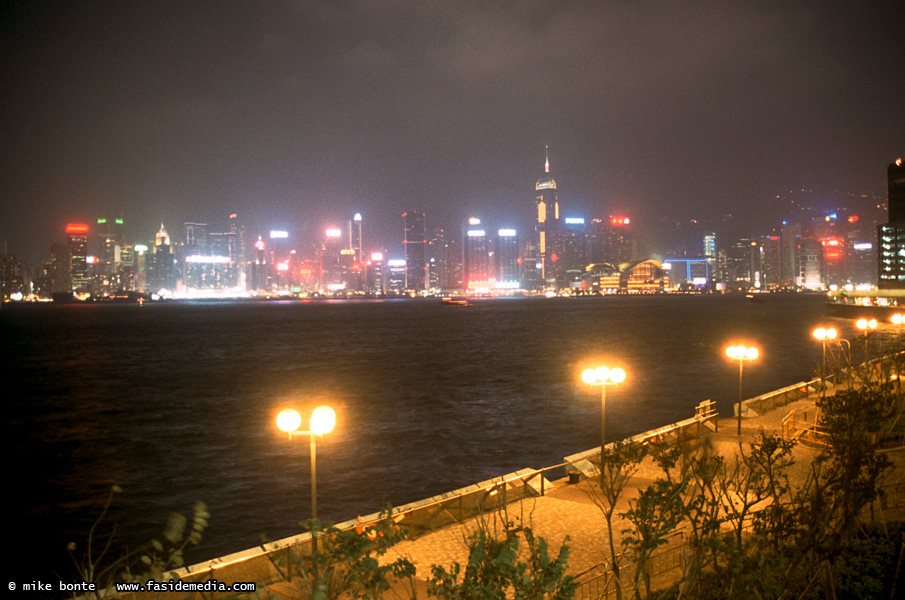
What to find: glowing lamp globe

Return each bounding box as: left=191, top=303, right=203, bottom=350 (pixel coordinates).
left=277, top=409, right=302, bottom=433
left=310, top=406, right=336, bottom=435
left=609, top=368, right=626, bottom=383
left=857, top=318, right=877, bottom=331
left=581, top=368, right=598, bottom=384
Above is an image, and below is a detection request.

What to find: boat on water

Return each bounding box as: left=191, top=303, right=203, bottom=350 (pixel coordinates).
left=441, top=297, right=469, bottom=306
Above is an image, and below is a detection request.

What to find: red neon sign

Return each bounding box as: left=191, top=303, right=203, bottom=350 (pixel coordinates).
left=66, top=223, right=89, bottom=234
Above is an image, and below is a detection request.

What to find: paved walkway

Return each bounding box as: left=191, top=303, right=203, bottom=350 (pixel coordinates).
left=373, top=386, right=905, bottom=599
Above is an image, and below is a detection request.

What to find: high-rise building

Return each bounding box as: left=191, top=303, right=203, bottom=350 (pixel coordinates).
left=134, top=244, right=149, bottom=291
left=0, top=252, right=27, bottom=300
left=556, top=217, right=587, bottom=283
left=366, top=252, right=386, bottom=295
left=50, top=243, right=71, bottom=297
left=252, top=236, right=267, bottom=291
left=349, top=213, right=363, bottom=264
left=463, top=217, right=491, bottom=291
left=588, top=217, right=635, bottom=266
left=229, top=213, right=249, bottom=289
left=387, top=259, right=407, bottom=294
left=403, top=211, right=426, bottom=291
left=323, top=227, right=344, bottom=291
left=427, top=228, right=460, bottom=291
left=780, top=222, right=802, bottom=287
left=151, top=224, right=177, bottom=293
left=496, top=229, right=520, bottom=287
left=703, top=231, right=717, bottom=285
left=66, top=223, right=90, bottom=293
left=184, top=222, right=209, bottom=255
left=761, top=235, right=782, bottom=288
left=879, top=158, right=905, bottom=289
left=96, top=217, right=124, bottom=287
left=534, top=147, right=560, bottom=287
left=799, top=238, right=823, bottom=289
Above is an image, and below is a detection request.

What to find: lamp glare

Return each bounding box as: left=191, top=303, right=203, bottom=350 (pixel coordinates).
left=310, top=406, right=336, bottom=435
left=277, top=409, right=302, bottom=433
left=595, top=366, right=611, bottom=382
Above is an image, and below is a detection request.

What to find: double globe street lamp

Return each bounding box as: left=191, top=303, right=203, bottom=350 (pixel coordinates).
left=726, top=345, right=758, bottom=436
left=813, top=327, right=837, bottom=398
left=581, top=366, right=627, bottom=455
left=856, top=318, right=877, bottom=369
left=276, top=405, right=336, bottom=552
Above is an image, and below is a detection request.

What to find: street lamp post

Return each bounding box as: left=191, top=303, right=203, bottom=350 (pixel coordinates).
left=726, top=345, right=758, bottom=436
left=581, top=366, right=626, bottom=455
left=855, top=319, right=877, bottom=386
left=856, top=317, right=877, bottom=366
left=813, top=327, right=837, bottom=398
left=276, top=405, right=336, bottom=553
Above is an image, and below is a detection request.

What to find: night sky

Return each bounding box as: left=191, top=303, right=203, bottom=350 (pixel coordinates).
left=2, top=0, right=904, bottom=265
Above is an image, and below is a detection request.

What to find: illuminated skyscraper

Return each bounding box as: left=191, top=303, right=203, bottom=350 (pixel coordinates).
left=350, top=213, right=363, bottom=264
left=151, top=223, right=177, bottom=293
left=463, top=218, right=490, bottom=290
left=229, top=213, right=249, bottom=289
left=323, top=227, right=344, bottom=291
left=367, top=252, right=386, bottom=295
left=428, top=228, right=461, bottom=290
left=96, top=217, right=123, bottom=282
left=66, top=223, right=90, bottom=293
left=879, top=158, right=905, bottom=289
left=496, top=228, right=520, bottom=287
left=535, top=147, right=561, bottom=287
left=403, top=211, right=426, bottom=291
left=387, top=259, right=407, bottom=293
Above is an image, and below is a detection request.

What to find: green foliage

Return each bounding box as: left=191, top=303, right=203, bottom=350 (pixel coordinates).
left=65, top=484, right=127, bottom=595
left=65, top=486, right=209, bottom=598
left=134, top=501, right=209, bottom=583
left=817, top=386, right=893, bottom=546
left=582, top=380, right=897, bottom=600
left=584, top=440, right=649, bottom=599
left=281, top=513, right=416, bottom=600
left=428, top=527, right=575, bottom=600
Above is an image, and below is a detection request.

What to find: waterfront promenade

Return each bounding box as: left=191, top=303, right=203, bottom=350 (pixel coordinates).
left=365, top=389, right=905, bottom=600
left=127, top=373, right=905, bottom=599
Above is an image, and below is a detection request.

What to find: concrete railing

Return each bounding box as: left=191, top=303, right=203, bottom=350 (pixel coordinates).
left=131, top=400, right=719, bottom=596
left=564, top=399, right=719, bottom=479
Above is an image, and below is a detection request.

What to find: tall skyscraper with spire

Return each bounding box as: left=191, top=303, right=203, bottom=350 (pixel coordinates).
left=535, top=146, right=561, bottom=286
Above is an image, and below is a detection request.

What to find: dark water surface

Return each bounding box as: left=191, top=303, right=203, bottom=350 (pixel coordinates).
left=1, top=294, right=873, bottom=581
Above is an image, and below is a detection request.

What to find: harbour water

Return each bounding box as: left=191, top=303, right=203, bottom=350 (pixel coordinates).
left=2, top=294, right=884, bottom=582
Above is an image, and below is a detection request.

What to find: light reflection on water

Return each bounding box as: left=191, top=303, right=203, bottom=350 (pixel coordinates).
left=4, top=294, right=893, bottom=580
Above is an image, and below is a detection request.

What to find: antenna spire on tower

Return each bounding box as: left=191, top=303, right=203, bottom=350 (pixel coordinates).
left=544, top=145, right=550, bottom=173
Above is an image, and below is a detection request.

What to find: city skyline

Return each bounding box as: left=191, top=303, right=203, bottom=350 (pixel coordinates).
left=2, top=1, right=904, bottom=265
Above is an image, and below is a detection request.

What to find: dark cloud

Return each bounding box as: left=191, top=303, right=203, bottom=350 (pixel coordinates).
left=2, top=0, right=903, bottom=264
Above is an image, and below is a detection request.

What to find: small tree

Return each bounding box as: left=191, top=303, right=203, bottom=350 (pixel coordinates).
left=428, top=526, right=574, bottom=600
left=280, top=514, right=416, bottom=600
left=582, top=441, right=647, bottom=600
left=620, top=443, right=690, bottom=599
